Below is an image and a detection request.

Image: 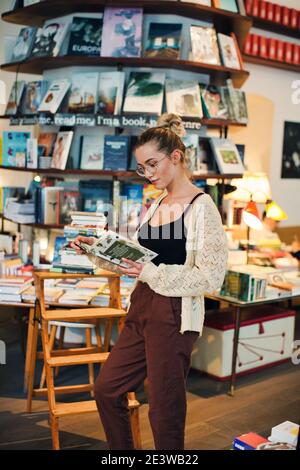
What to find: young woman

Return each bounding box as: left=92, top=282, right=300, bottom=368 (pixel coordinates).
left=72, top=114, right=228, bottom=450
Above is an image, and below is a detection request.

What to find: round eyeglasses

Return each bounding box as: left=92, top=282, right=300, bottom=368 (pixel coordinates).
left=135, top=155, right=169, bottom=178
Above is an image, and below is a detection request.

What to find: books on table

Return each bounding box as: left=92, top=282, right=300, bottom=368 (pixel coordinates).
left=0, top=276, right=33, bottom=303
left=233, top=433, right=269, bottom=450
left=5, top=81, right=26, bottom=116
left=123, top=72, right=165, bottom=115
left=58, top=291, right=94, bottom=305
left=217, top=33, right=241, bottom=69
left=98, top=71, right=125, bottom=115
left=31, top=21, right=69, bottom=57
left=101, top=7, right=143, bottom=58
left=269, top=421, right=299, bottom=447
left=38, top=79, right=70, bottom=114
left=190, top=25, right=221, bottom=65
left=68, top=72, right=98, bottom=114
left=10, top=27, right=37, bottom=62
left=79, top=135, right=104, bottom=170
left=165, top=79, right=202, bottom=118
left=78, top=229, right=158, bottom=275
left=209, top=137, right=245, bottom=174
left=21, top=286, right=64, bottom=303
left=67, top=16, right=103, bottom=56
left=50, top=131, right=74, bottom=170
left=145, top=22, right=182, bottom=59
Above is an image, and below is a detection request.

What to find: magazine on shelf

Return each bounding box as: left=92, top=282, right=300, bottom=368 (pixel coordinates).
left=31, top=21, right=70, bottom=57
left=209, top=137, right=245, bottom=174
left=79, top=135, right=104, bottom=170
left=222, top=84, right=248, bottom=123
left=50, top=131, right=74, bottom=170
left=182, top=134, right=200, bottom=172
left=165, top=79, right=202, bottom=118
left=21, top=80, right=48, bottom=115
left=37, top=132, right=57, bottom=156
left=190, top=25, right=220, bottom=65
left=10, top=27, right=37, bottom=62
left=217, top=33, right=241, bottom=69
left=38, top=79, right=70, bottom=114
left=97, top=71, right=125, bottom=115
left=200, top=84, right=228, bottom=119
left=123, top=72, right=165, bottom=115
left=67, top=16, right=103, bottom=56
left=68, top=72, right=98, bottom=114
left=2, top=131, right=30, bottom=167
left=78, top=230, right=158, bottom=275
left=5, top=81, right=26, bottom=116
left=145, top=22, right=182, bottom=59
left=101, top=7, right=143, bottom=58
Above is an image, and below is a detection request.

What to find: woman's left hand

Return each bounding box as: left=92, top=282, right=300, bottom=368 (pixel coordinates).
left=119, top=258, right=145, bottom=277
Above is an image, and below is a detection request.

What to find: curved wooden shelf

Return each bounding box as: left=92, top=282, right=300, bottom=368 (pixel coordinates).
left=2, top=0, right=252, bottom=48
left=249, top=15, right=300, bottom=40
left=243, top=54, right=300, bottom=73
left=1, top=56, right=249, bottom=88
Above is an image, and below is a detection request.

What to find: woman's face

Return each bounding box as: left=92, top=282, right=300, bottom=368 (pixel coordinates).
left=134, top=141, right=181, bottom=190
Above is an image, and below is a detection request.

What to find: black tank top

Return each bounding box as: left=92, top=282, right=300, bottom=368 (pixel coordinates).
left=137, top=192, right=204, bottom=266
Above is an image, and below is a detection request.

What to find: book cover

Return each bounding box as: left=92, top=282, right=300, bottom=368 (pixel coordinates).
left=68, top=72, right=98, bottom=114
left=101, top=7, right=142, bottom=58
left=31, top=21, right=69, bottom=57
left=98, top=71, right=125, bottom=115
left=79, top=180, right=113, bottom=213
left=182, top=134, right=200, bottom=172
left=120, top=183, right=143, bottom=228
left=221, top=86, right=248, bottom=123
left=50, top=131, right=74, bottom=170
left=145, top=22, right=182, bottom=59
left=37, top=132, right=57, bottom=157
left=11, top=27, right=37, bottom=62
left=218, top=33, right=241, bottom=69
left=209, top=137, right=245, bottom=174
left=165, top=79, right=202, bottom=118
left=38, top=79, right=70, bottom=114
left=26, top=137, right=38, bottom=168
left=21, top=80, right=48, bottom=115
left=190, top=25, right=221, bottom=65
left=103, top=135, right=130, bottom=171
left=58, top=190, right=82, bottom=225
left=233, top=432, right=269, bottom=450
left=79, top=135, right=104, bottom=170
left=41, top=187, right=63, bottom=224
left=123, top=72, right=165, bottom=115
left=2, top=131, right=30, bottom=167
left=200, top=84, right=228, bottom=119
left=67, top=16, right=103, bottom=56
left=5, top=81, right=26, bottom=116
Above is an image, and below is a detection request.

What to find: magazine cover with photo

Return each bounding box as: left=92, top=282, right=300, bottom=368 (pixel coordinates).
left=190, top=25, right=221, bottom=65
left=200, top=84, right=228, bottom=119
left=11, top=27, right=37, bottom=62
left=182, top=134, right=200, bottom=172
left=5, top=81, right=26, bottom=116
left=79, top=135, right=104, bottom=170
left=145, top=22, right=182, bottom=59
left=210, top=137, right=245, bottom=174
left=222, top=87, right=248, bottom=123
left=31, top=22, right=69, bottom=57
left=21, top=81, right=48, bottom=115
left=165, top=79, right=202, bottom=118
left=67, top=16, right=103, bottom=56
left=50, top=131, right=74, bottom=170
left=97, top=71, right=125, bottom=114
left=68, top=73, right=98, bottom=114
left=281, top=121, right=300, bottom=179
left=217, top=33, right=241, bottom=69
left=38, top=80, right=70, bottom=114
left=123, top=72, right=165, bottom=115
left=101, top=7, right=142, bottom=58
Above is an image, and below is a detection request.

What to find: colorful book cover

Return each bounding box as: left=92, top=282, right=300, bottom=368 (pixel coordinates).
left=67, top=16, right=103, bottom=56
left=98, top=71, right=125, bottom=114
left=101, top=7, right=142, bottom=58
left=120, top=183, right=144, bottom=227
left=21, top=80, right=48, bottom=115
left=31, top=21, right=69, bottom=57
left=2, top=131, right=30, bottom=167
left=209, top=137, right=244, bottom=174
left=182, top=134, right=200, bottom=172
left=50, top=131, right=74, bottom=170
left=79, top=180, right=113, bottom=213
left=145, top=22, right=182, bottom=59
left=68, top=72, right=98, bottom=114
left=103, top=135, right=130, bottom=171
left=233, top=433, right=269, bottom=450
left=38, top=79, right=70, bottom=114
left=37, top=132, right=57, bottom=156
left=123, top=72, right=165, bottom=115
left=5, top=81, right=26, bottom=116
left=58, top=190, right=82, bottom=225
left=165, top=79, right=202, bottom=118
left=200, top=84, right=228, bottom=119
left=221, top=86, right=248, bottom=123
left=217, top=33, right=241, bottom=69
left=11, top=27, right=37, bottom=62
left=190, top=25, right=221, bottom=65
left=79, top=135, right=104, bottom=170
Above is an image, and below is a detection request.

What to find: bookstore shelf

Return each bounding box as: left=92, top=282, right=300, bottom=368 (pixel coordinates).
left=0, top=213, right=64, bottom=230
left=243, top=54, right=300, bottom=73
left=249, top=15, right=300, bottom=40
left=0, top=165, right=242, bottom=181
left=1, top=56, right=250, bottom=88
left=2, top=0, right=252, bottom=48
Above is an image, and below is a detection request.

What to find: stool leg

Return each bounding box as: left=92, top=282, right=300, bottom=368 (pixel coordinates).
left=130, top=407, right=142, bottom=450
left=94, top=321, right=103, bottom=350
left=24, top=307, right=35, bottom=392
left=40, top=325, right=57, bottom=389
left=26, top=312, right=40, bottom=413
left=50, top=415, right=60, bottom=450
left=55, top=326, right=65, bottom=377
left=85, top=328, right=94, bottom=397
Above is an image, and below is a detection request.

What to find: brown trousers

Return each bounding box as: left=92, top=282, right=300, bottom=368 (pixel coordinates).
left=94, top=280, right=199, bottom=450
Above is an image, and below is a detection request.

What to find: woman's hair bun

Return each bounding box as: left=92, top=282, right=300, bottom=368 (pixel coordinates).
left=156, top=113, right=186, bottom=138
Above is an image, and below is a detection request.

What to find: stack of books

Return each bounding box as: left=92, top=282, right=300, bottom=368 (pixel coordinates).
left=233, top=420, right=299, bottom=450
left=3, top=198, right=35, bottom=224
left=0, top=276, right=33, bottom=303
left=220, top=268, right=267, bottom=301
left=21, top=286, right=64, bottom=304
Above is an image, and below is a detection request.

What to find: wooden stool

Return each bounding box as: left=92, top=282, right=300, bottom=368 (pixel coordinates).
left=26, top=270, right=141, bottom=450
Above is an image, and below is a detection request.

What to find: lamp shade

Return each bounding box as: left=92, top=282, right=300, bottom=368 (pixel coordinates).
left=224, top=172, right=272, bottom=203
left=242, top=201, right=263, bottom=230
left=265, top=201, right=288, bottom=221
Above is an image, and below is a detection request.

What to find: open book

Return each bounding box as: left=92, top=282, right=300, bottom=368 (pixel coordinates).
left=78, top=230, right=158, bottom=275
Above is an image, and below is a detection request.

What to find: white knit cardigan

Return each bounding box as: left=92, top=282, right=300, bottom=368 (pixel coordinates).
left=126, top=189, right=228, bottom=336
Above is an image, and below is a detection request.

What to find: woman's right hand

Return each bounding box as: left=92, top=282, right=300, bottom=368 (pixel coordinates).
left=70, top=236, right=96, bottom=254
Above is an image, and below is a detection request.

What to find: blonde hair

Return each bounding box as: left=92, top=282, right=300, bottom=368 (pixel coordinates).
left=135, top=113, right=193, bottom=179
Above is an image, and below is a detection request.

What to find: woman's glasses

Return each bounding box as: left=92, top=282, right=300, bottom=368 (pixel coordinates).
left=135, top=155, right=169, bottom=178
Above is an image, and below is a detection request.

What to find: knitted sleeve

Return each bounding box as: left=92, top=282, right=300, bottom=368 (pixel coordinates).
left=137, top=196, right=228, bottom=297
